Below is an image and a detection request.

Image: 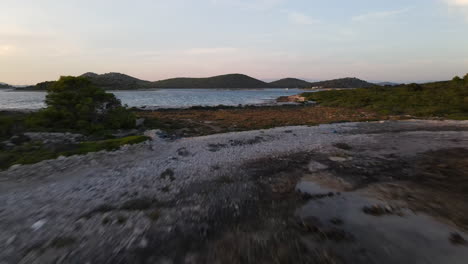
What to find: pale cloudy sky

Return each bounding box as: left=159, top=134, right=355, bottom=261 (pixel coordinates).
left=1, top=0, right=467, bottom=84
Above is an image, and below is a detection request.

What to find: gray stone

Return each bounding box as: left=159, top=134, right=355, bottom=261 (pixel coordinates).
left=31, top=219, right=47, bottom=231
left=307, top=160, right=329, bottom=172
left=329, top=156, right=348, bottom=162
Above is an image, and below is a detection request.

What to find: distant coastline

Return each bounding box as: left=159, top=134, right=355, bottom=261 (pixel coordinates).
left=7, top=72, right=377, bottom=91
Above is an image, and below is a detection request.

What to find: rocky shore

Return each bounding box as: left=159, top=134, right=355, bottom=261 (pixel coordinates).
left=276, top=94, right=307, bottom=103
left=1, top=120, right=468, bottom=263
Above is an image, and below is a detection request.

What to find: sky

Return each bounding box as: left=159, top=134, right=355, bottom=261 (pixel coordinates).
left=1, top=0, right=468, bottom=85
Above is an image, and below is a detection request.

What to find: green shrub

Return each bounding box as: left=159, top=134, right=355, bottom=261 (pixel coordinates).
left=0, top=135, right=149, bottom=170
left=302, top=75, right=468, bottom=119
left=0, top=112, right=28, bottom=140
left=68, top=136, right=149, bottom=155
left=29, top=76, right=136, bottom=133
left=0, top=116, right=14, bottom=139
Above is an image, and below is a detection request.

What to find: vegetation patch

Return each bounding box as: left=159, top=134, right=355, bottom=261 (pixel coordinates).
left=0, top=135, right=149, bottom=170
left=302, top=76, right=468, bottom=119
left=137, top=105, right=388, bottom=137
left=63, top=136, right=149, bottom=156
left=0, top=76, right=149, bottom=169
left=27, top=76, right=136, bottom=133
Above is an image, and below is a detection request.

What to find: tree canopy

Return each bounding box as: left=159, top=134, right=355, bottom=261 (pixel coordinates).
left=29, top=76, right=136, bottom=132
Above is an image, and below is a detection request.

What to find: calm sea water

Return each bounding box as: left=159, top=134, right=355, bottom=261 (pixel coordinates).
left=0, top=89, right=302, bottom=110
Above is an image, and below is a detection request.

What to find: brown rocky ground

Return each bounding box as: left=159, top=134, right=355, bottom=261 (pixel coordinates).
left=137, top=105, right=404, bottom=137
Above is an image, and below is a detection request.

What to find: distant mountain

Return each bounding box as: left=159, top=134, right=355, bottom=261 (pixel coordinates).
left=80, top=72, right=153, bottom=90
left=270, top=78, right=312, bottom=88
left=377, top=82, right=401, bottom=86
left=152, top=74, right=270, bottom=89
left=270, top=77, right=376, bottom=89
left=19, top=73, right=377, bottom=90
left=0, top=82, right=12, bottom=89
left=310, top=78, right=375, bottom=88
left=20, top=72, right=154, bottom=91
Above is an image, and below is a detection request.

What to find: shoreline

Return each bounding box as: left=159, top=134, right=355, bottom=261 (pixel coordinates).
left=0, top=89, right=307, bottom=111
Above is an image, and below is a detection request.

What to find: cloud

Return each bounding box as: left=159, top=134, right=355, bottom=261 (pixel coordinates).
left=184, top=47, right=239, bottom=55
left=445, top=0, right=468, bottom=6
left=0, top=45, right=15, bottom=56
left=288, top=12, right=319, bottom=25
left=352, top=7, right=412, bottom=21
left=443, top=0, right=468, bottom=20
left=210, top=0, right=284, bottom=10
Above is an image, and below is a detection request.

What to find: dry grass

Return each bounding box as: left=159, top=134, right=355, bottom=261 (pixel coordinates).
left=138, top=106, right=400, bottom=136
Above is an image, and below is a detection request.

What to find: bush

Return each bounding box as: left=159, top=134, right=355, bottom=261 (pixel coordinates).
left=70, top=136, right=149, bottom=155
left=0, top=135, right=149, bottom=169
left=0, top=112, right=28, bottom=140
left=28, top=76, right=136, bottom=133
left=302, top=75, right=468, bottom=119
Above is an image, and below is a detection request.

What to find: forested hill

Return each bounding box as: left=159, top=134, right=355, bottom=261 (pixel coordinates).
left=19, top=73, right=377, bottom=90
left=21, top=73, right=153, bottom=91
left=309, top=77, right=375, bottom=88
left=152, top=74, right=270, bottom=88
left=80, top=72, right=153, bottom=90
left=269, top=78, right=312, bottom=88
left=0, top=82, right=12, bottom=89
left=269, top=77, right=376, bottom=88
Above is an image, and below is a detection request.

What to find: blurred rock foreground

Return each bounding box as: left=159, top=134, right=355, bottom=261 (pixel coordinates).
left=0, top=120, right=468, bottom=264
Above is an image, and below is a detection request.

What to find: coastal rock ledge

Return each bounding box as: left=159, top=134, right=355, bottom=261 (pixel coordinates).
left=276, top=94, right=306, bottom=103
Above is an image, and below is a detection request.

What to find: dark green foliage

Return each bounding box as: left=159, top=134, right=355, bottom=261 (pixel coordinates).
left=0, top=135, right=149, bottom=169
left=34, top=81, right=55, bottom=90
left=0, top=116, right=15, bottom=139
left=0, top=141, right=58, bottom=169
left=464, top=74, right=468, bottom=83
left=0, top=82, right=12, bottom=89
left=302, top=75, right=468, bottom=119
left=67, top=136, right=149, bottom=155
left=0, top=112, right=27, bottom=140
left=28, top=76, right=136, bottom=133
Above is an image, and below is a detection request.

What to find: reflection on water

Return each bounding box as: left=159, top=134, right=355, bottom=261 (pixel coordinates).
left=0, top=89, right=302, bottom=110
left=296, top=179, right=468, bottom=264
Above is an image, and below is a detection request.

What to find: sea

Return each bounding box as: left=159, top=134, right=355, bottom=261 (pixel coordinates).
left=0, top=89, right=302, bottom=110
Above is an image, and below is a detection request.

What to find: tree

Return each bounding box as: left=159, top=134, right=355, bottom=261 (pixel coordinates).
left=407, top=83, right=423, bottom=91
left=452, top=76, right=462, bottom=82
left=30, top=76, right=135, bottom=132
left=464, top=73, right=468, bottom=83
